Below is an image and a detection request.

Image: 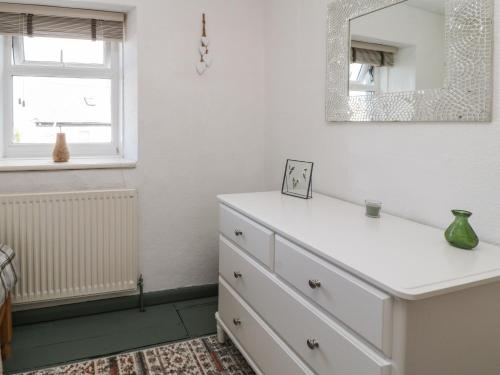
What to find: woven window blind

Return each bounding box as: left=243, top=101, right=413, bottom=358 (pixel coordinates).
left=0, top=4, right=124, bottom=41
left=351, top=48, right=394, bottom=67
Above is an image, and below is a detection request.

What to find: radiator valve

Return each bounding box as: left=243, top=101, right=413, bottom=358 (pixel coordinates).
left=138, top=274, right=145, bottom=312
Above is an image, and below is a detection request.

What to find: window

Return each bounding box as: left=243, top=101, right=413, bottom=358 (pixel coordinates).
left=4, top=36, right=122, bottom=157
left=349, top=63, right=376, bottom=96
left=0, top=7, right=125, bottom=160
left=349, top=44, right=396, bottom=96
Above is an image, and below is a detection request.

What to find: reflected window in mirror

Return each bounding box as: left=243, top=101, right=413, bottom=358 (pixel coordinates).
left=349, top=0, right=445, bottom=96
left=349, top=63, right=375, bottom=96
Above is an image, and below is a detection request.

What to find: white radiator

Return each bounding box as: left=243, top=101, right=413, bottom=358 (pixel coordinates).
left=0, top=189, right=138, bottom=305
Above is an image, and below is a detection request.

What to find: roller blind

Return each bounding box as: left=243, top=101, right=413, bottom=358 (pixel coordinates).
left=0, top=4, right=124, bottom=41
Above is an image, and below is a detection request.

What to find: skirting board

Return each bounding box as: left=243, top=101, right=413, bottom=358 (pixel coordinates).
left=13, top=284, right=218, bottom=326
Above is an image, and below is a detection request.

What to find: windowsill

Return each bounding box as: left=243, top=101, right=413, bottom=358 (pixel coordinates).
left=0, top=157, right=137, bottom=172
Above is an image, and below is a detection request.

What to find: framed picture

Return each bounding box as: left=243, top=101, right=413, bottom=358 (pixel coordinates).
left=281, top=159, right=314, bottom=199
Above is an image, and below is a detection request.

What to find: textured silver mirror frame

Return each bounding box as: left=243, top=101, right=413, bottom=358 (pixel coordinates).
left=326, top=0, right=494, bottom=122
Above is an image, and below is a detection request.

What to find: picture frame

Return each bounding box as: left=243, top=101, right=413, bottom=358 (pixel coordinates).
left=281, top=159, right=314, bottom=199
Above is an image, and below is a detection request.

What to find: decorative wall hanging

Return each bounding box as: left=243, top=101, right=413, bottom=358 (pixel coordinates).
left=281, top=159, right=314, bottom=199
left=197, top=13, right=212, bottom=75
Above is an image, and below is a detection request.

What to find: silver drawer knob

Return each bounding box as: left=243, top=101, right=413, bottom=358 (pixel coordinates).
left=308, top=279, right=321, bottom=289
left=234, top=229, right=243, bottom=237
left=233, top=318, right=242, bottom=326
left=307, top=339, right=319, bottom=350
left=234, top=271, right=242, bottom=279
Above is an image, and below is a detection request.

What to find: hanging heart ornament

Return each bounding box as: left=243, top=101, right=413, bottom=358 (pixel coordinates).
left=203, top=54, right=213, bottom=67
left=196, top=60, right=207, bottom=75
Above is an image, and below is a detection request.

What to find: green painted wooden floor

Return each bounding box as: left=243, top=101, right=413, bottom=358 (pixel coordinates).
left=4, top=296, right=218, bottom=374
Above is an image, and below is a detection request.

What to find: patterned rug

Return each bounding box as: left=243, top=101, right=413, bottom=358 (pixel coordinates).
left=20, top=335, right=255, bottom=375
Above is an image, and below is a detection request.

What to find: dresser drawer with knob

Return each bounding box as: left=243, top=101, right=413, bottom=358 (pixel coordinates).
left=218, top=279, right=314, bottom=375
left=219, top=236, right=392, bottom=375
left=275, top=235, right=393, bottom=355
left=219, top=204, right=274, bottom=268
left=220, top=235, right=261, bottom=306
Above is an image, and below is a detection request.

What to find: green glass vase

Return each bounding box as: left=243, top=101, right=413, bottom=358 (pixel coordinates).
left=445, top=210, right=479, bottom=250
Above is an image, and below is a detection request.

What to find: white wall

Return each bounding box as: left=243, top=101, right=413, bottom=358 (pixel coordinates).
left=265, top=0, right=500, bottom=246
left=0, top=0, right=270, bottom=292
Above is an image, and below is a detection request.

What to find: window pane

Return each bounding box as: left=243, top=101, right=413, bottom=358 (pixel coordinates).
left=358, top=65, right=374, bottom=85
left=350, top=64, right=374, bottom=84
left=22, top=37, right=105, bottom=65
left=13, top=76, right=112, bottom=144
left=350, top=63, right=363, bottom=81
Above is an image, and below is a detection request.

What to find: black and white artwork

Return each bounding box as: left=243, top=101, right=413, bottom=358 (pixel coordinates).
left=281, top=159, right=313, bottom=199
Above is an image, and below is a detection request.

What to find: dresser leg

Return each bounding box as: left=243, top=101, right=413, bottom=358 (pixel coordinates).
left=217, top=321, right=227, bottom=344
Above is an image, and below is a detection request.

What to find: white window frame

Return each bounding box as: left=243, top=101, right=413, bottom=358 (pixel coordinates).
left=2, top=36, right=123, bottom=158
left=349, top=63, right=377, bottom=94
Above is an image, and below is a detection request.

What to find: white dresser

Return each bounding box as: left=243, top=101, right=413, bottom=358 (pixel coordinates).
left=215, top=192, right=500, bottom=375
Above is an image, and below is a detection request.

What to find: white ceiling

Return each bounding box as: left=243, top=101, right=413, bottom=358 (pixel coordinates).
left=406, top=0, right=446, bottom=15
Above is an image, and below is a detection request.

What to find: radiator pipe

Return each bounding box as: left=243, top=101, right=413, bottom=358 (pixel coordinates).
left=138, top=274, right=145, bottom=312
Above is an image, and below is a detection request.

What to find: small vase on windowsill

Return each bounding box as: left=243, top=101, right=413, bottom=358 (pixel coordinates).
left=52, top=133, right=70, bottom=163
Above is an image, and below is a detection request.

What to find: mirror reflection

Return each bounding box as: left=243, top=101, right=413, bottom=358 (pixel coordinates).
left=349, top=0, right=446, bottom=96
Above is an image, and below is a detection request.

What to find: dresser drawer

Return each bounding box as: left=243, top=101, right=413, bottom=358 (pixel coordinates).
left=218, top=280, right=314, bottom=375
left=275, top=236, right=393, bottom=355
left=219, top=236, right=392, bottom=375
left=219, top=204, right=274, bottom=268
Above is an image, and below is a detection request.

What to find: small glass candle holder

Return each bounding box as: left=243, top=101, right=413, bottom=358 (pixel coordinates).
left=365, top=200, right=382, bottom=218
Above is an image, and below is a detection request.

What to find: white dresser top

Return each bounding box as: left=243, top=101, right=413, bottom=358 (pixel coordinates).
left=218, top=191, right=500, bottom=300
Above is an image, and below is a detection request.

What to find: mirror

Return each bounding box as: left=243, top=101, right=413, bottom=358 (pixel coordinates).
left=326, top=0, right=493, bottom=122
left=349, top=0, right=446, bottom=96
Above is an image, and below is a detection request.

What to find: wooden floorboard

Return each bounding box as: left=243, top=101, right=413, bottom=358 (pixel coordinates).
left=177, top=297, right=218, bottom=338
